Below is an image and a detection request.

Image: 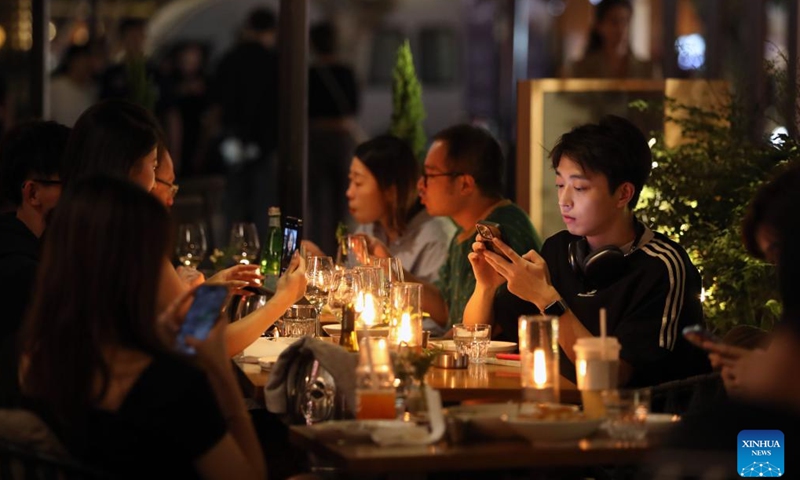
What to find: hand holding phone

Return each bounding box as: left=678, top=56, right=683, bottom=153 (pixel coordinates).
left=475, top=220, right=510, bottom=261
left=175, top=285, right=229, bottom=355
left=682, top=324, right=722, bottom=350
left=281, top=216, right=303, bottom=274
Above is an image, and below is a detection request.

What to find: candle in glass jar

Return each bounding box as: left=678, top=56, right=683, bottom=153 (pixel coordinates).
left=533, top=348, right=547, bottom=387
left=397, top=312, right=413, bottom=344
left=360, top=292, right=376, bottom=327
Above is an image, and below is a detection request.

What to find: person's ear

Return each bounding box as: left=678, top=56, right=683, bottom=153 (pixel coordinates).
left=615, top=182, right=635, bottom=208
left=459, top=174, right=477, bottom=196
left=20, top=180, right=43, bottom=208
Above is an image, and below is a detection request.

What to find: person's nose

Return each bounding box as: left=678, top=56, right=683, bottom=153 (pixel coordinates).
left=346, top=182, right=355, bottom=200
left=558, top=187, right=572, bottom=211
left=416, top=176, right=426, bottom=194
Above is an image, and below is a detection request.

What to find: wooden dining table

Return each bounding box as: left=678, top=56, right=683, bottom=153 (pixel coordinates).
left=234, top=337, right=580, bottom=405
left=289, top=425, right=652, bottom=475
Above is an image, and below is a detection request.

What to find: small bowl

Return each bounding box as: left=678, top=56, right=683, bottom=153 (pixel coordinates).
left=433, top=352, right=469, bottom=369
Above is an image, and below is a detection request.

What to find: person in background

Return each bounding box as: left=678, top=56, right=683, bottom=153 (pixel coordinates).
left=152, top=146, right=178, bottom=210
left=466, top=115, right=708, bottom=387
left=0, top=121, right=70, bottom=367
left=62, top=100, right=301, bottom=356
left=18, top=176, right=268, bottom=479
left=49, top=44, right=98, bottom=127
left=415, top=124, right=542, bottom=334
left=208, top=8, right=279, bottom=236
left=100, top=18, right=154, bottom=101
left=564, top=0, right=656, bottom=79
left=304, top=135, right=456, bottom=285
left=306, top=21, right=362, bottom=255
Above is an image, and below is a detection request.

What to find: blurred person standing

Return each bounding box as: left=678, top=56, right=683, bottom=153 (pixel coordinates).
left=100, top=18, right=158, bottom=110
left=564, top=0, right=656, bottom=79
left=49, top=44, right=99, bottom=127
left=208, top=8, right=279, bottom=236
left=306, top=21, right=362, bottom=255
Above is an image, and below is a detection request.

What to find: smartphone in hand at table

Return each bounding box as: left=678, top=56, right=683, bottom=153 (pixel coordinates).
left=175, top=284, right=229, bottom=355
left=682, top=324, right=722, bottom=349
left=475, top=220, right=510, bottom=261
left=280, top=216, right=303, bottom=274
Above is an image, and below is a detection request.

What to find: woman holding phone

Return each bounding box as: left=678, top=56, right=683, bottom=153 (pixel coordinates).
left=62, top=99, right=306, bottom=356
left=19, top=176, right=275, bottom=478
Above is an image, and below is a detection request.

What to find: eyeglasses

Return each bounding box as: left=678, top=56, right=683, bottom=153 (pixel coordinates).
left=156, top=178, right=180, bottom=198
left=21, top=179, right=62, bottom=189
left=420, top=171, right=464, bottom=187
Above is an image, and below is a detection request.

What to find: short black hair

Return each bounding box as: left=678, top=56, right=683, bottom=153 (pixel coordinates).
left=432, top=124, right=504, bottom=198
left=549, top=115, right=651, bottom=209
left=0, top=121, right=70, bottom=206
left=742, top=164, right=800, bottom=261
left=310, top=22, right=337, bottom=55
left=246, top=8, right=276, bottom=33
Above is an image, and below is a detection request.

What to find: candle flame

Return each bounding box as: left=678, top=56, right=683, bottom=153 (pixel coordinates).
left=361, top=292, right=376, bottom=326
left=533, top=348, right=547, bottom=387
left=397, top=312, right=413, bottom=344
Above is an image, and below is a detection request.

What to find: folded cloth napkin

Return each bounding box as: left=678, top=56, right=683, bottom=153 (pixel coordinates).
left=264, top=337, right=358, bottom=422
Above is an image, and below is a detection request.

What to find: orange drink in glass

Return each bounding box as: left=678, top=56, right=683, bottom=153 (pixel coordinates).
left=356, top=389, right=397, bottom=419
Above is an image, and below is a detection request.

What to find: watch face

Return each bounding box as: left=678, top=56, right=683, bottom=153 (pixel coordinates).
left=545, top=299, right=567, bottom=317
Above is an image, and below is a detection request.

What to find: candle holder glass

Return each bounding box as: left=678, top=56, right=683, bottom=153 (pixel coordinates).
left=518, top=315, right=560, bottom=406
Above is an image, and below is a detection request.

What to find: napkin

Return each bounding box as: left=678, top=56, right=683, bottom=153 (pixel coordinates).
left=370, top=386, right=446, bottom=447
left=264, top=337, right=358, bottom=421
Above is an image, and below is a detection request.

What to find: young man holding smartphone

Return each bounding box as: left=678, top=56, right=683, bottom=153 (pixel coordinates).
left=415, top=124, right=542, bottom=334
left=465, top=115, right=710, bottom=387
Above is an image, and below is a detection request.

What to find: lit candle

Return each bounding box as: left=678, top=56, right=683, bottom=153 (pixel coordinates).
left=361, top=292, right=376, bottom=327
left=533, top=348, right=547, bottom=387
left=397, top=312, right=413, bottom=344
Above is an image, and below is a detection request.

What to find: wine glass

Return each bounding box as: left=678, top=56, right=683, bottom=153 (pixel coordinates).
left=305, top=256, right=335, bottom=318
left=336, top=235, right=369, bottom=268
left=175, top=223, right=208, bottom=269
left=229, top=222, right=260, bottom=265
left=328, top=269, right=362, bottom=323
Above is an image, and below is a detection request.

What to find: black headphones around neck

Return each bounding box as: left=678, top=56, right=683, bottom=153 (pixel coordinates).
left=568, top=219, right=647, bottom=288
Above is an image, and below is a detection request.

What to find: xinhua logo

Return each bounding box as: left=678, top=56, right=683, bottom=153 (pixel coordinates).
left=738, top=430, right=784, bottom=477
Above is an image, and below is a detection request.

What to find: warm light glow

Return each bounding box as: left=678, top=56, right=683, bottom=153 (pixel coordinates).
left=355, top=291, right=365, bottom=312
left=533, top=348, right=547, bottom=387
left=397, top=312, right=413, bottom=344
left=361, top=292, right=376, bottom=326
left=577, top=359, right=587, bottom=378
left=0, top=27, right=6, bottom=50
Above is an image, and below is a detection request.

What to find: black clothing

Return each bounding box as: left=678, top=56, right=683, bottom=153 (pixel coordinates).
left=542, top=229, right=711, bottom=387
left=0, top=213, right=39, bottom=343
left=67, top=354, right=226, bottom=479
left=308, top=64, right=359, bottom=118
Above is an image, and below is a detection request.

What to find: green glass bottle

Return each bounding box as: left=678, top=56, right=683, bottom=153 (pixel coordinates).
left=260, top=207, right=282, bottom=282
left=339, top=303, right=359, bottom=353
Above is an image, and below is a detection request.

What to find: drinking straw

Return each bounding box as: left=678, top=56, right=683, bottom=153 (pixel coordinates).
left=599, top=307, right=607, bottom=360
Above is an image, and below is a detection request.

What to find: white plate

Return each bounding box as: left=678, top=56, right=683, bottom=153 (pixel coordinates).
left=429, top=340, right=517, bottom=354
left=242, top=337, right=296, bottom=358
left=322, top=324, right=390, bottom=339
left=507, top=415, right=603, bottom=443
left=446, top=402, right=520, bottom=439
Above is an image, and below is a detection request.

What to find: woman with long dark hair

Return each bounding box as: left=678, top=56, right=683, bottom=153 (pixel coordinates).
left=19, top=176, right=269, bottom=478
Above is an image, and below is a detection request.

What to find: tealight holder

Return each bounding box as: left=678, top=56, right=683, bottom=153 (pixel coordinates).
left=518, top=315, right=560, bottom=406
left=388, top=282, right=423, bottom=349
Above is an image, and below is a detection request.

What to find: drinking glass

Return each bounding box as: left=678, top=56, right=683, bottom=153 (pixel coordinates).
left=283, top=304, right=318, bottom=338
left=175, top=223, right=208, bottom=269
left=452, top=324, right=492, bottom=364
left=376, top=257, right=404, bottom=292
left=601, top=388, right=651, bottom=441
left=337, top=235, right=369, bottom=268
left=328, top=269, right=362, bottom=323
left=228, top=222, right=260, bottom=265
left=305, top=256, right=335, bottom=320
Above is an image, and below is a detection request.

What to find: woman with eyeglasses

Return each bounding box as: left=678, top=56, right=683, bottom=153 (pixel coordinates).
left=305, top=134, right=456, bottom=284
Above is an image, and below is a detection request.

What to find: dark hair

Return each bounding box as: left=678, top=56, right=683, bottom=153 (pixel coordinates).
left=20, top=175, right=172, bottom=435
left=310, top=22, right=337, bottom=56
left=61, top=99, right=163, bottom=187
left=432, top=124, right=504, bottom=198
left=585, top=0, right=632, bottom=54
left=742, top=164, right=800, bottom=261
left=246, top=8, right=276, bottom=32
left=354, top=135, right=420, bottom=234
left=0, top=121, right=70, bottom=206
left=549, top=115, right=651, bottom=209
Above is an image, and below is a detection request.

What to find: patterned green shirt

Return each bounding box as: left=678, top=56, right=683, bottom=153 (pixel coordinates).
left=434, top=201, right=542, bottom=328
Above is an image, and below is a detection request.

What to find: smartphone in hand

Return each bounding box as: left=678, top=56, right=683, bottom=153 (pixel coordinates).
left=475, top=220, right=510, bottom=261
left=175, top=284, right=229, bottom=355
left=280, top=216, right=303, bottom=274
left=682, top=324, right=722, bottom=350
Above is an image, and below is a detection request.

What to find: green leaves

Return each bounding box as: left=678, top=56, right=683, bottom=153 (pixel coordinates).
left=389, top=40, right=427, bottom=162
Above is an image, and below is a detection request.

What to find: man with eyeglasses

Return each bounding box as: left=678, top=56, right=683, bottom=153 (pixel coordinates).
left=415, top=124, right=542, bottom=335
left=0, top=121, right=70, bottom=404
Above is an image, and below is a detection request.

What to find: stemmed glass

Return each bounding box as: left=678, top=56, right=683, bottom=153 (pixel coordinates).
left=305, top=256, right=335, bottom=318
left=336, top=235, right=369, bottom=268
left=375, top=257, right=404, bottom=294
left=228, top=222, right=260, bottom=265
left=175, top=223, right=208, bottom=269
left=328, top=269, right=362, bottom=323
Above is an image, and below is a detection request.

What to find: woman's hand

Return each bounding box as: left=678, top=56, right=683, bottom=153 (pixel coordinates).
left=176, top=266, right=205, bottom=287
left=276, top=252, right=308, bottom=305
left=468, top=234, right=505, bottom=291
left=206, top=264, right=264, bottom=288
left=703, top=341, right=751, bottom=369
left=155, top=286, right=197, bottom=348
